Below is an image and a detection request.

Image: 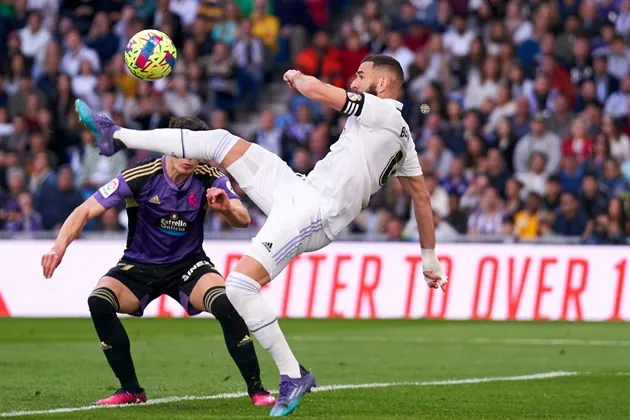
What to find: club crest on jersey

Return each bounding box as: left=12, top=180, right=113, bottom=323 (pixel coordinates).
left=347, top=92, right=362, bottom=102
left=187, top=192, right=200, bottom=208
left=157, top=213, right=190, bottom=237
left=99, top=178, right=119, bottom=198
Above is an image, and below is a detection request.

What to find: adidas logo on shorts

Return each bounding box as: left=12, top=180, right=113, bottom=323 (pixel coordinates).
left=262, top=242, right=273, bottom=252
left=237, top=335, right=252, bottom=347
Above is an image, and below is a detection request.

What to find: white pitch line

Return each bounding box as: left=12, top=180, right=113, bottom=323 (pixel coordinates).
left=287, top=335, right=630, bottom=347
left=0, top=371, right=578, bottom=418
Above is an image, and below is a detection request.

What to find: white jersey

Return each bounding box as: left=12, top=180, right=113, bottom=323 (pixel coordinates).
left=306, top=93, right=423, bottom=239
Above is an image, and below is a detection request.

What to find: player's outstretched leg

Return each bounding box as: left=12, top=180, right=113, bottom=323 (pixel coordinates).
left=87, top=286, right=146, bottom=405
left=225, top=261, right=316, bottom=417
left=75, top=99, right=240, bottom=164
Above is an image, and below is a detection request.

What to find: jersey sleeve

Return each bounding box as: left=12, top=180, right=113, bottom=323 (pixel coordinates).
left=211, top=175, right=240, bottom=200
left=346, top=93, right=393, bottom=128
left=396, top=137, right=423, bottom=178
left=92, top=174, right=134, bottom=209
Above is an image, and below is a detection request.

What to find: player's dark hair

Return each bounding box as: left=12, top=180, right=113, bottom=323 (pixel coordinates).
left=361, top=54, right=404, bottom=89
left=168, top=116, right=210, bottom=131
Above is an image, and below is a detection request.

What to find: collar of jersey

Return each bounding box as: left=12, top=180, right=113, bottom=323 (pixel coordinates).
left=161, top=155, right=194, bottom=191
left=384, top=98, right=403, bottom=112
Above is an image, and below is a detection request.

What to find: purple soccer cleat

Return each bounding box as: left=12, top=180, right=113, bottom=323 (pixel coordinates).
left=269, top=366, right=316, bottom=417
left=75, top=99, right=124, bottom=156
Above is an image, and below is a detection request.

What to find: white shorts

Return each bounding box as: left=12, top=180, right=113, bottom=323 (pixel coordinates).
left=235, top=145, right=332, bottom=279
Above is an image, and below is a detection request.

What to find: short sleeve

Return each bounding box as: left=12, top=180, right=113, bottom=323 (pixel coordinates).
left=396, top=137, right=423, bottom=178
left=356, top=93, right=393, bottom=128
left=211, top=175, right=240, bottom=200
left=93, top=174, right=133, bottom=209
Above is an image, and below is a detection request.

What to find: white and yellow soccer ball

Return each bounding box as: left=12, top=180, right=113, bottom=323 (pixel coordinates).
left=124, top=29, right=177, bottom=80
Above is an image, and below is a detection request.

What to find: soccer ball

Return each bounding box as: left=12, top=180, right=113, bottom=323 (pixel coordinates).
left=124, top=29, right=177, bottom=80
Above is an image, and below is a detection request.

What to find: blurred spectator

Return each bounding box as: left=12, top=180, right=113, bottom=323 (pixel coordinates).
left=543, top=175, right=562, bottom=212
left=164, top=75, right=202, bottom=117
left=601, top=159, right=629, bottom=196
left=251, top=0, right=280, bottom=54
left=296, top=30, right=343, bottom=88
left=485, top=148, right=510, bottom=196
left=36, top=165, right=83, bottom=230
left=440, top=156, right=468, bottom=197
left=558, top=153, right=585, bottom=194
left=483, top=85, right=515, bottom=136
left=608, top=35, right=630, bottom=81
left=513, top=192, right=542, bottom=240
left=28, top=151, right=56, bottom=196
left=444, top=193, right=467, bottom=235
left=18, top=11, right=51, bottom=63
left=468, top=186, right=505, bottom=236
left=169, top=0, right=199, bottom=27
left=233, top=19, right=264, bottom=111
left=4, top=191, right=43, bottom=232
left=552, top=192, right=589, bottom=237
left=404, top=172, right=448, bottom=237
left=602, top=115, right=630, bottom=161
left=604, top=74, right=630, bottom=120
left=60, top=28, right=100, bottom=77
left=340, top=31, right=369, bottom=88
left=287, top=104, right=314, bottom=145
left=212, top=2, right=240, bottom=46
left=617, top=0, right=630, bottom=38
left=580, top=173, right=610, bottom=219
left=71, top=60, right=99, bottom=109
left=509, top=97, right=532, bottom=140
left=516, top=152, right=547, bottom=197
left=422, top=135, right=453, bottom=178
left=291, top=145, right=313, bottom=175
left=205, top=41, right=238, bottom=113
left=77, top=129, right=127, bottom=190
left=465, top=56, right=502, bottom=111
left=443, top=14, right=474, bottom=60
left=592, top=55, right=619, bottom=104
left=86, top=11, right=119, bottom=65
left=461, top=172, right=489, bottom=211
left=100, top=207, right=124, bottom=232
left=251, top=110, right=290, bottom=161
left=210, top=109, right=230, bottom=130
left=432, top=210, right=459, bottom=242
left=504, top=178, right=523, bottom=214
left=563, top=119, right=593, bottom=162
left=547, top=95, right=574, bottom=140
left=383, top=31, right=414, bottom=79
left=513, top=114, right=561, bottom=175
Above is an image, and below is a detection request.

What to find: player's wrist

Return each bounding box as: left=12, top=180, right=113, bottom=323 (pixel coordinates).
left=421, top=248, right=436, bottom=261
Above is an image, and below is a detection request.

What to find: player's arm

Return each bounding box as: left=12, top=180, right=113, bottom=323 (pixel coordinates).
left=284, top=70, right=347, bottom=111
left=207, top=175, right=251, bottom=228
left=398, top=175, right=447, bottom=291
left=42, top=175, right=132, bottom=278
left=41, top=197, right=107, bottom=278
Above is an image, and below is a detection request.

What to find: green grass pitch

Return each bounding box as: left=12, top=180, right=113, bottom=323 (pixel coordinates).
left=1, top=318, right=629, bottom=419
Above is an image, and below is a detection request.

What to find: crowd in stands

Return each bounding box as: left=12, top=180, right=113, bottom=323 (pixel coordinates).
left=0, top=0, right=629, bottom=245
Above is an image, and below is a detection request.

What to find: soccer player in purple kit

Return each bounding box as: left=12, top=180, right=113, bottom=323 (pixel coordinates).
left=40, top=116, right=275, bottom=407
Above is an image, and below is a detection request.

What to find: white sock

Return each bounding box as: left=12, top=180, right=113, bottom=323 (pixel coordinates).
left=225, top=272, right=301, bottom=378
left=115, top=128, right=238, bottom=163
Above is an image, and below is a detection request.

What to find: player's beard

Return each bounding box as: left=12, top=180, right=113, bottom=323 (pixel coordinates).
left=365, top=83, right=378, bottom=96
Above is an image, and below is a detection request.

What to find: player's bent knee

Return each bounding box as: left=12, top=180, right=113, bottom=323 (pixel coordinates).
left=88, top=287, right=120, bottom=315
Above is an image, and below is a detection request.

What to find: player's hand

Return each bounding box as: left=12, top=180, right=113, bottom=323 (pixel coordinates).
left=424, top=271, right=448, bottom=292
left=283, top=69, right=302, bottom=89
left=422, top=252, right=448, bottom=291
left=206, top=188, right=231, bottom=213
left=41, top=247, right=65, bottom=279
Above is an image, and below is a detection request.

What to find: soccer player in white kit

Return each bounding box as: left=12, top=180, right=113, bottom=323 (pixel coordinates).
left=76, top=54, right=447, bottom=417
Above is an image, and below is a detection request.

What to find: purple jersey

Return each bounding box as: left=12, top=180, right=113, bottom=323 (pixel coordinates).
left=93, top=156, right=239, bottom=264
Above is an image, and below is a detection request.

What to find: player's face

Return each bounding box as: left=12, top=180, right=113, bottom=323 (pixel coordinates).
left=172, top=157, right=200, bottom=174
left=350, top=62, right=378, bottom=96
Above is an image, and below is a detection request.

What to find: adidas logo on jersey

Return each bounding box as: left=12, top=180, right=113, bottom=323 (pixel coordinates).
left=149, top=195, right=161, bottom=205
left=262, top=242, right=273, bottom=252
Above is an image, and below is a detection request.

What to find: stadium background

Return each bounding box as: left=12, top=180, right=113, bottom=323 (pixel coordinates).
left=0, top=0, right=628, bottom=321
